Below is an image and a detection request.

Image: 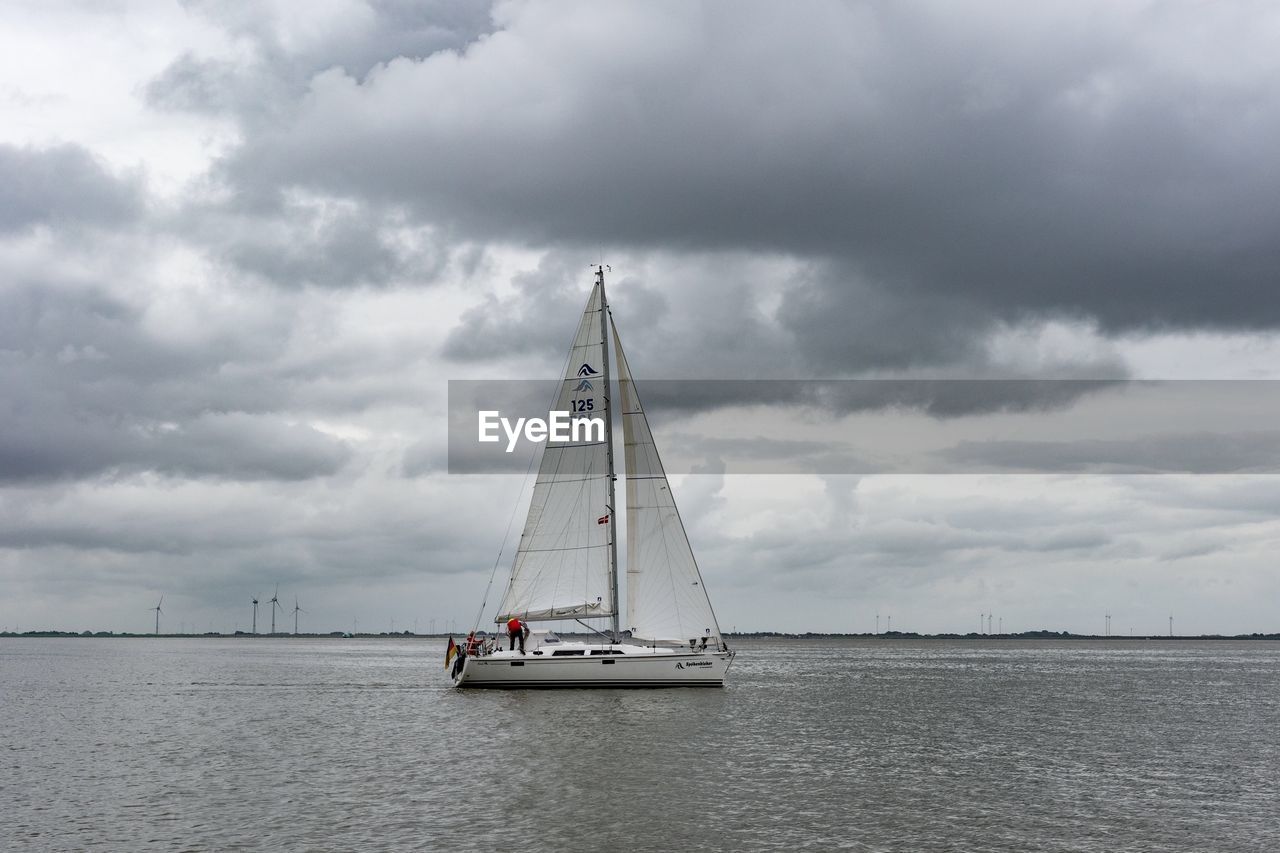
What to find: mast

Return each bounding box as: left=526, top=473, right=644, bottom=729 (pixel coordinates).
left=597, top=265, right=621, bottom=642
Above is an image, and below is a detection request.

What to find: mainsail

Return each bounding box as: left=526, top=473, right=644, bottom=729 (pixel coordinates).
left=612, top=318, right=723, bottom=644
left=495, top=283, right=615, bottom=624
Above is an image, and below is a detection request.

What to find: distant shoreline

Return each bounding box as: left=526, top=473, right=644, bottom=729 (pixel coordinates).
left=3, top=630, right=1278, bottom=641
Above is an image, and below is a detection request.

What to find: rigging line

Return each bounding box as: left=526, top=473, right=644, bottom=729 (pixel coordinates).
left=576, top=618, right=613, bottom=641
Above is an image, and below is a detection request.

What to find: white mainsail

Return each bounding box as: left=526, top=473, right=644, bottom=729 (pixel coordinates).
left=495, top=283, right=615, bottom=623
left=612, top=317, right=723, bottom=645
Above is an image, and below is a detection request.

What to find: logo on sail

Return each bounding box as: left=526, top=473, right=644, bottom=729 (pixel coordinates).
left=574, top=379, right=594, bottom=392
left=577, top=364, right=599, bottom=377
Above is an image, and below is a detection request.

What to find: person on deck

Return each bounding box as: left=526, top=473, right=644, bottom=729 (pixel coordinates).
left=507, top=616, right=526, bottom=654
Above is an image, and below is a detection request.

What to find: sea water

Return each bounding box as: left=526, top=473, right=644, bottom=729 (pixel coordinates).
left=4, top=637, right=1277, bottom=852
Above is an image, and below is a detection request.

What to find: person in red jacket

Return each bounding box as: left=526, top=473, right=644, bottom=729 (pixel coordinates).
left=507, top=616, right=526, bottom=654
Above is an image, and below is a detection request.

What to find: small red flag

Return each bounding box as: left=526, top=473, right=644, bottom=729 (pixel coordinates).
left=597, top=514, right=609, bottom=525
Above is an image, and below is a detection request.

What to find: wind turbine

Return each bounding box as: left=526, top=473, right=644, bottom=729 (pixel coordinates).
left=269, top=584, right=282, bottom=634
left=251, top=596, right=259, bottom=634
left=293, top=599, right=304, bottom=635
left=151, top=596, right=163, bottom=635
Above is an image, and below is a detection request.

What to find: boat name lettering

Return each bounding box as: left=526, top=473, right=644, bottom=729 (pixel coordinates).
left=478, top=410, right=606, bottom=452
left=675, top=660, right=713, bottom=669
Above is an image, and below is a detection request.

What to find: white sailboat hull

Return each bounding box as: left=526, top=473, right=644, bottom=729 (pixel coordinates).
left=452, top=645, right=734, bottom=688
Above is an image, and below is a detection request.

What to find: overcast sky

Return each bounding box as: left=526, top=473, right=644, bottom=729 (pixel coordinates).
left=4, top=0, right=1280, bottom=636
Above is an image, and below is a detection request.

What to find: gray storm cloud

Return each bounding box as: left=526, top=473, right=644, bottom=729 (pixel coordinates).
left=209, top=1, right=1280, bottom=340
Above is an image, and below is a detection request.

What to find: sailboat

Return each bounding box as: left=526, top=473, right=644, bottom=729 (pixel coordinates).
left=450, top=266, right=735, bottom=687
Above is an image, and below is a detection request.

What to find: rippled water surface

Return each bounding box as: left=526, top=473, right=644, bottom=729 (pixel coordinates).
left=4, top=637, right=1278, bottom=851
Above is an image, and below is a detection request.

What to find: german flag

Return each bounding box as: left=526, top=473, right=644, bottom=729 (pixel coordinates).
left=444, top=637, right=458, bottom=670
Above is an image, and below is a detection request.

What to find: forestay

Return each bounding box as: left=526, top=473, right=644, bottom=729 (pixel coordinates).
left=495, top=283, right=616, bottom=624
left=612, top=318, right=723, bottom=645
